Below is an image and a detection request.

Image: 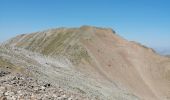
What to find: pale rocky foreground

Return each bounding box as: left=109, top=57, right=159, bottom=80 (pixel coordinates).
left=0, top=71, right=90, bottom=100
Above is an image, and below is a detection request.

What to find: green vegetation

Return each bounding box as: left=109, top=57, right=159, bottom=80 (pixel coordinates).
left=67, top=44, right=91, bottom=64
left=0, top=57, right=14, bottom=69
left=40, top=32, right=91, bottom=65
left=42, top=32, right=73, bottom=55
left=0, top=54, right=24, bottom=72
left=6, top=30, right=92, bottom=65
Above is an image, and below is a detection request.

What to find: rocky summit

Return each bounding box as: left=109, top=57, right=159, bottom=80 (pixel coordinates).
left=0, top=26, right=170, bottom=100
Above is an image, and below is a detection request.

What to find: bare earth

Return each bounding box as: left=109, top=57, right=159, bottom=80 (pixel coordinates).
left=0, top=26, right=170, bottom=100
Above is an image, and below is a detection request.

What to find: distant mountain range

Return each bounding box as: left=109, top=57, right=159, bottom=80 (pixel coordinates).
left=154, top=48, right=170, bottom=56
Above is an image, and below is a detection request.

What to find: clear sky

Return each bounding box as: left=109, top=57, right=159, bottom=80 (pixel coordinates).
left=0, top=0, right=170, bottom=49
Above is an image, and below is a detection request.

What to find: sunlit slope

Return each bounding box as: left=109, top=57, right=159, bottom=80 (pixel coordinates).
left=5, top=26, right=170, bottom=100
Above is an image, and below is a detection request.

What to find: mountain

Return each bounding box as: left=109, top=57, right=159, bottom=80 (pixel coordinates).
left=155, top=48, right=170, bottom=56
left=166, top=55, right=170, bottom=57
left=1, top=26, right=170, bottom=100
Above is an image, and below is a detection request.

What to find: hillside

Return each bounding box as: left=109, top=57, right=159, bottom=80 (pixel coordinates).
left=167, top=55, right=170, bottom=57
left=1, top=26, right=170, bottom=100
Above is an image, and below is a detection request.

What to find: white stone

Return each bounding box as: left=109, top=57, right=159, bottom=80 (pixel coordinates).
left=57, top=96, right=62, bottom=100
left=34, top=87, right=39, bottom=91
left=4, top=91, right=13, bottom=96
left=68, top=97, right=73, bottom=100
left=61, top=94, right=67, bottom=98
left=41, top=86, right=46, bottom=90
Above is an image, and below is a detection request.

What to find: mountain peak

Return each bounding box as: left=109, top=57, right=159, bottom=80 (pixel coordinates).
left=2, top=26, right=170, bottom=100
left=80, top=25, right=116, bottom=33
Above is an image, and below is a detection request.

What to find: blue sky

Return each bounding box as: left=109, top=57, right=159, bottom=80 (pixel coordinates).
left=0, top=0, right=170, bottom=49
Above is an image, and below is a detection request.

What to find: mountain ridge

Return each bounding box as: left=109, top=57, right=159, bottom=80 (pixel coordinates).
left=1, top=26, right=170, bottom=100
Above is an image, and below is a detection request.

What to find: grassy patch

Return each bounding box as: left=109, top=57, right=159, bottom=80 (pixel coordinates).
left=42, top=32, right=73, bottom=55
left=0, top=58, right=24, bottom=72
left=0, top=58, right=14, bottom=69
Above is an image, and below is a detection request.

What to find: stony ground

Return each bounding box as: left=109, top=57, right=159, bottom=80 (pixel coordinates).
left=1, top=26, right=170, bottom=100
left=0, top=70, right=90, bottom=100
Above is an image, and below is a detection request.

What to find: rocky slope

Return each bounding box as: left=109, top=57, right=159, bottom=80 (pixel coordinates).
left=1, top=26, right=170, bottom=100
left=0, top=72, right=88, bottom=100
